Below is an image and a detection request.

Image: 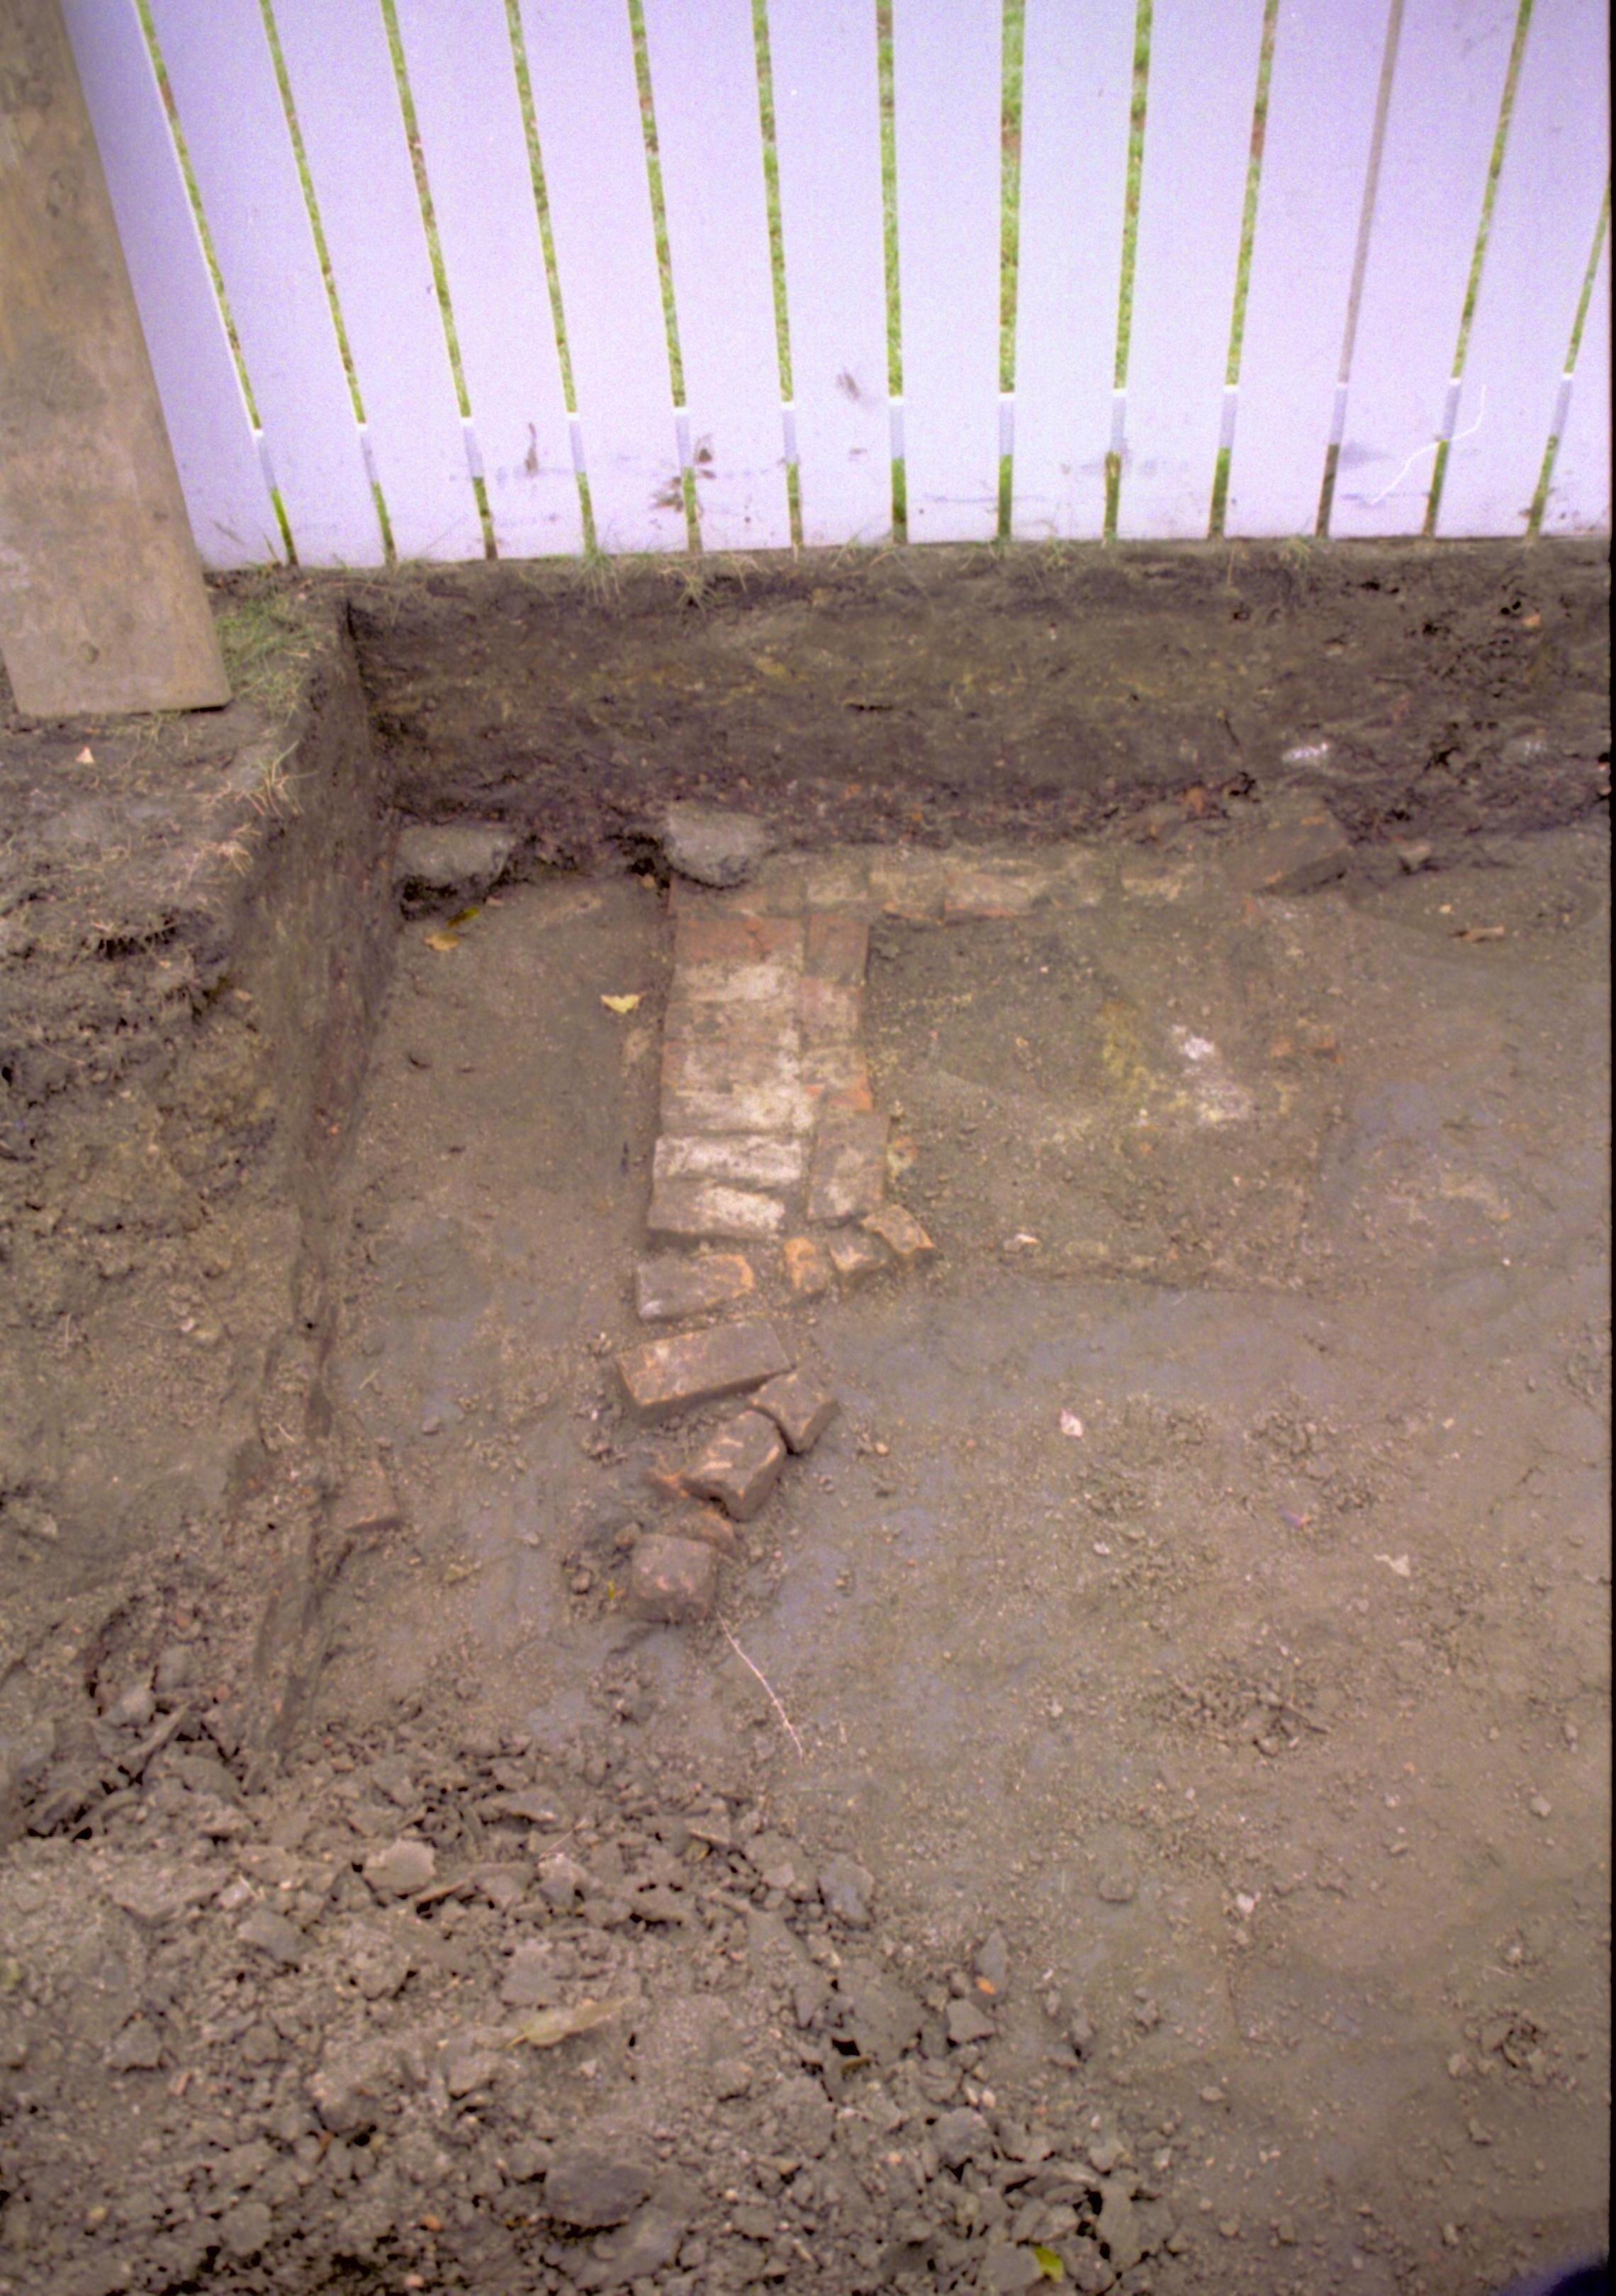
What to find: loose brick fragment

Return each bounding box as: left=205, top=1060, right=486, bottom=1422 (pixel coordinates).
left=753, top=1371, right=839, bottom=1455
left=782, top=1236, right=834, bottom=1298
left=807, top=1111, right=889, bottom=1223
left=648, top=1179, right=784, bottom=1242
left=663, top=1504, right=744, bottom=1560
left=828, top=1230, right=890, bottom=1288
left=862, top=1203, right=935, bottom=1264
left=655, top=1134, right=806, bottom=1190
left=684, top=1412, right=787, bottom=1520
left=616, top=1323, right=792, bottom=1420
left=634, top=1252, right=756, bottom=1324
left=629, top=1534, right=719, bottom=1623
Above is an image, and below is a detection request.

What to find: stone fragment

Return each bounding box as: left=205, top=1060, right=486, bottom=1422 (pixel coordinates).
left=105, top=1865, right=217, bottom=1925
left=662, top=803, right=771, bottom=889
left=629, top=1535, right=719, bottom=1624
left=946, top=1996, right=997, bottom=2047
left=542, top=2145, right=654, bottom=2229
left=217, top=2201, right=272, bottom=2261
left=828, top=1230, right=890, bottom=1288
left=863, top=1202, right=934, bottom=1263
left=807, top=1111, right=889, bottom=1222
left=237, top=1907, right=305, bottom=1966
left=1228, top=795, right=1351, bottom=896
left=646, top=1180, right=784, bottom=1241
left=931, top=2107, right=993, bottom=2169
left=684, top=1412, right=785, bottom=1521
left=106, top=2018, right=163, bottom=2071
left=394, top=822, right=515, bottom=906
left=973, top=1928, right=1011, bottom=1998
left=634, top=1251, right=756, bottom=1322
left=537, top=1852, right=592, bottom=1911
left=782, top=1235, right=834, bottom=1298
left=615, top=1323, right=791, bottom=1419
left=329, top=1455, right=402, bottom=1539
left=979, top=2241, right=1045, bottom=2294
left=500, top=1942, right=559, bottom=2009
left=818, top=1853, right=875, bottom=1928
left=663, top=1504, right=744, bottom=1560
left=653, top=1133, right=806, bottom=1190
left=362, top=1838, right=437, bottom=1899
left=752, top=1371, right=838, bottom=1455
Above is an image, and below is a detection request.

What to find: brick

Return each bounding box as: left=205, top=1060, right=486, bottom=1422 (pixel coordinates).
left=802, top=1044, right=873, bottom=1114
left=752, top=1371, right=839, bottom=1455
left=804, top=912, right=870, bottom=983
left=828, top=1229, right=890, bottom=1288
left=942, top=862, right=1049, bottom=921
left=782, top=1235, right=834, bottom=1298
left=661, top=1071, right=813, bottom=1137
left=684, top=1412, right=787, bottom=1520
left=868, top=853, right=948, bottom=921
left=862, top=1202, right=934, bottom=1264
left=662, top=1037, right=802, bottom=1101
left=663, top=993, right=797, bottom=1051
left=664, top=1504, right=744, bottom=1560
left=647, top=1180, right=784, bottom=1242
left=803, top=856, right=874, bottom=910
left=654, top=1133, right=806, bottom=1191
left=798, top=976, right=863, bottom=1043
left=634, top=1252, right=756, bottom=1322
left=616, top=1323, right=792, bottom=1419
left=673, top=912, right=803, bottom=967
left=629, top=1534, right=719, bottom=1624
left=807, top=1111, right=889, bottom=1222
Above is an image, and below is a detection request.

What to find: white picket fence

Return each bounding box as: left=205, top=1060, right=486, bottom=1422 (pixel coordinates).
left=65, top=0, right=1610, bottom=570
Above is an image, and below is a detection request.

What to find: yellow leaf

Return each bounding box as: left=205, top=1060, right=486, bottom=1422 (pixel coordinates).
left=424, top=930, right=459, bottom=953
left=600, top=993, right=642, bottom=1014
left=1033, top=2247, right=1065, bottom=2282
left=447, top=905, right=481, bottom=928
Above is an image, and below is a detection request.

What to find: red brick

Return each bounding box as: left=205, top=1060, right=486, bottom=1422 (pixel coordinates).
left=616, top=1323, right=792, bottom=1419
left=666, top=1504, right=744, bottom=1560
left=862, top=1202, right=935, bottom=1264
left=804, top=913, right=869, bottom=984
left=629, top=1534, right=719, bottom=1623
left=802, top=1045, right=873, bottom=1114
left=782, top=1236, right=834, bottom=1298
left=828, top=1229, right=890, bottom=1288
left=634, top=1252, right=756, bottom=1323
left=752, top=1371, right=839, bottom=1454
left=807, top=1111, right=889, bottom=1222
left=683, top=1412, right=787, bottom=1520
left=798, top=977, right=863, bottom=1044
left=647, top=1178, right=785, bottom=1241
left=673, top=912, right=803, bottom=967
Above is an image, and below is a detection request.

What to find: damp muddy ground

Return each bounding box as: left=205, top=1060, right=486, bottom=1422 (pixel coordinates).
left=0, top=544, right=1608, bottom=2296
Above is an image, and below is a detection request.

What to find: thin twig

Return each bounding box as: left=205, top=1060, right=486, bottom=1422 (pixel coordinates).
left=720, top=1624, right=805, bottom=1760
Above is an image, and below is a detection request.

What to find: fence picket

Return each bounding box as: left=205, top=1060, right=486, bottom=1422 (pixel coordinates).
left=639, top=0, right=791, bottom=552
left=1542, top=227, right=1612, bottom=534
left=1437, top=8, right=1610, bottom=536
left=64, top=0, right=282, bottom=571
left=393, top=0, right=581, bottom=560
left=1010, top=0, right=1135, bottom=541
left=514, top=0, right=685, bottom=554
left=147, top=0, right=378, bottom=565
left=269, top=0, right=481, bottom=563
left=892, top=0, right=1004, bottom=543
left=1330, top=0, right=1519, bottom=538
left=1225, top=0, right=1393, bottom=539
left=1118, top=0, right=1267, bottom=539
left=766, top=0, right=890, bottom=547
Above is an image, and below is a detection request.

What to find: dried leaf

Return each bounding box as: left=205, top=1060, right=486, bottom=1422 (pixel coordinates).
left=600, top=993, right=642, bottom=1015
left=447, top=905, right=481, bottom=928
left=1375, top=1553, right=1412, bottom=1578
left=505, top=1996, right=632, bottom=2051
left=1060, top=1411, right=1084, bottom=1440
left=424, top=930, right=459, bottom=953
left=76, top=747, right=95, bottom=765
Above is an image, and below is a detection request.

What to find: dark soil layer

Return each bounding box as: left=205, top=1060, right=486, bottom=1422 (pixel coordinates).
left=342, top=543, right=1610, bottom=860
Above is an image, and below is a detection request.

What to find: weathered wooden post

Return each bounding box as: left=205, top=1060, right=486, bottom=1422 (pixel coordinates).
left=0, top=0, right=229, bottom=716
